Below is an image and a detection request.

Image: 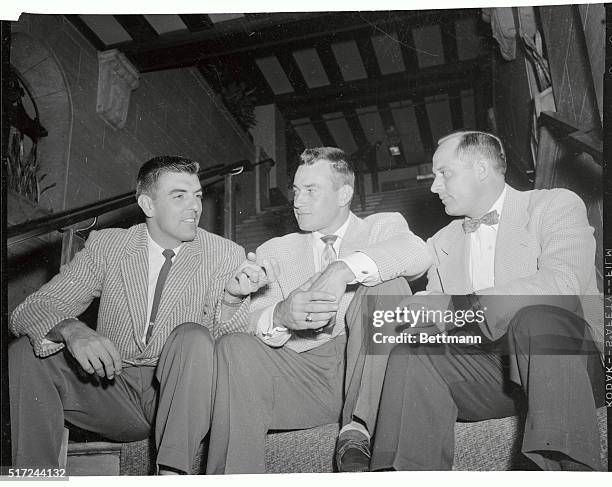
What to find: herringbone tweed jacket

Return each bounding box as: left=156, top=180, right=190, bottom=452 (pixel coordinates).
left=11, top=224, right=249, bottom=365
left=426, top=185, right=602, bottom=350
left=250, top=212, right=432, bottom=353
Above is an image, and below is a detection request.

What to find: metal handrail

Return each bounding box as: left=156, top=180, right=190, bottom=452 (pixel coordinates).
left=8, top=158, right=274, bottom=246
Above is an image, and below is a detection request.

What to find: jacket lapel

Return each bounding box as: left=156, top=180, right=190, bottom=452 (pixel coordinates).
left=280, top=233, right=315, bottom=295
left=120, top=224, right=149, bottom=350
left=494, top=186, right=533, bottom=285
left=436, top=221, right=472, bottom=293
left=338, top=213, right=369, bottom=258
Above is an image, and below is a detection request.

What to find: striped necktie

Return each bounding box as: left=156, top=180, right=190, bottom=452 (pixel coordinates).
left=320, top=235, right=338, bottom=269
left=145, top=248, right=175, bottom=344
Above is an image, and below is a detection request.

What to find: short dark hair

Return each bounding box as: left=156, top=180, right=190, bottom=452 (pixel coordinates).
left=136, top=156, right=200, bottom=198
left=438, top=131, right=507, bottom=175
left=299, top=147, right=355, bottom=188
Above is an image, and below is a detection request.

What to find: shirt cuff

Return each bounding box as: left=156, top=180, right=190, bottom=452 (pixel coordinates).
left=340, top=252, right=381, bottom=285
left=256, top=303, right=292, bottom=347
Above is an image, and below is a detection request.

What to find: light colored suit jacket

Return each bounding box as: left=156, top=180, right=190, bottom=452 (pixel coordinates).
left=251, top=212, right=432, bottom=352
left=11, top=224, right=250, bottom=365
left=426, top=185, right=602, bottom=349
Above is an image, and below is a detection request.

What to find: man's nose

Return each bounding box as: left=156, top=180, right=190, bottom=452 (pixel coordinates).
left=293, top=192, right=305, bottom=207
left=189, top=196, right=202, bottom=211
left=430, top=176, right=442, bottom=194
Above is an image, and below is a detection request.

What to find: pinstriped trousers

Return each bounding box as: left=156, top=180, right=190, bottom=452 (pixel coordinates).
left=9, top=322, right=213, bottom=473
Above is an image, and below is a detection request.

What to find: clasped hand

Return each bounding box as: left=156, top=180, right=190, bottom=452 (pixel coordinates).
left=225, top=252, right=280, bottom=300
left=274, top=261, right=355, bottom=331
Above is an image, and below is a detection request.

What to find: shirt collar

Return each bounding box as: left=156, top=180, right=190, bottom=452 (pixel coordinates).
left=312, top=212, right=352, bottom=244
left=147, top=231, right=182, bottom=259
left=484, top=184, right=508, bottom=222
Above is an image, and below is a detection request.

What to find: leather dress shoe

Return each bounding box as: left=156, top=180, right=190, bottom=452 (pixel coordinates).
left=335, top=430, right=371, bottom=472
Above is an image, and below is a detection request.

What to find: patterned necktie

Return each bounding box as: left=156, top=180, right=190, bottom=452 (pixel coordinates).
left=462, top=210, right=499, bottom=233
left=320, top=235, right=338, bottom=269
left=145, top=248, right=175, bottom=344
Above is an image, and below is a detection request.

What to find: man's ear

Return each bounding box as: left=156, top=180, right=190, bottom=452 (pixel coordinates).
left=338, top=184, right=354, bottom=207
left=475, top=158, right=490, bottom=181
left=137, top=194, right=155, bottom=218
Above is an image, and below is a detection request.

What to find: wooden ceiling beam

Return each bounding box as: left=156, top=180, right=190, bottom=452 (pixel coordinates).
left=413, top=94, right=435, bottom=152
left=316, top=43, right=345, bottom=86
left=355, top=36, right=382, bottom=78
left=397, top=26, right=419, bottom=73
left=275, top=51, right=309, bottom=95
left=311, top=115, right=337, bottom=147
left=179, top=14, right=214, bottom=32
left=277, top=58, right=485, bottom=119
left=440, top=17, right=459, bottom=64
left=65, top=15, right=107, bottom=51
left=343, top=109, right=368, bottom=147
left=122, top=10, right=475, bottom=72
left=114, top=15, right=158, bottom=43
left=448, top=88, right=464, bottom=130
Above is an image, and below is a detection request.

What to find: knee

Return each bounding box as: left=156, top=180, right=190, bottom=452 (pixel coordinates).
left=8, top=336, right=36, bottom=366
left=509, top=305, right=587, bottom=338
left=168, top=322, right=213, bottom=352
left=214, top=333, right=258, bottom=364
left=387, top=343, right=419, bottom=368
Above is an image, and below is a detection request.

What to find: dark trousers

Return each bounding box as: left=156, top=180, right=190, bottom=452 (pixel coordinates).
left=9, top=322, right=214, bottom=473
left=206, top=333, right=346, bottom=474
left=371, top=305, right=604, bottom=471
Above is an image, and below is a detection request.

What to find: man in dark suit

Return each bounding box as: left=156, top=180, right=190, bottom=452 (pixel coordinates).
left=370, top=131, right=604, bottom=471
left=206, top=147, right=432, bottom=474
left=9, top=156, right=253, bottom=474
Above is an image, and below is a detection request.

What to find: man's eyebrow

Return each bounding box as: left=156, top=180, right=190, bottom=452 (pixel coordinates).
left=292, top=183, right=318, bottom=189
left=168, top=187, right=203, bottom=194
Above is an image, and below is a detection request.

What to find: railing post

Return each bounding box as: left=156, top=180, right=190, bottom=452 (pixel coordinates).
left=224, top=174, right=234, bottom=241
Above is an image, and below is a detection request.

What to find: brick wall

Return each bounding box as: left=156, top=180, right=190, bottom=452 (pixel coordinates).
left=8, top=13, right=257, bottom=314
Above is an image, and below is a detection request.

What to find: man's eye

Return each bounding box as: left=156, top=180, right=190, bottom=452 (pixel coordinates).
left=174, top=194, right=183, bottom=199
left=195, top=194, right=203, bottom=200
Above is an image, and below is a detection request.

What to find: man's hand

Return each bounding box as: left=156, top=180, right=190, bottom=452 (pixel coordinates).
left=224, top=252, right=280, bottom=302
left=273, top=273, right=338, bottom=331
left=48, top=319, right=122, bottom=379
left=308, top=261, right=355, bottom=302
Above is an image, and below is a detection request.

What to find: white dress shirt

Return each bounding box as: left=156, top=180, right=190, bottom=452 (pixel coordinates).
left=143, top=234, right=181, bottom=343
left=468, top=185, right=507, bottom=292
left=257, top=212, right=381, bottom=345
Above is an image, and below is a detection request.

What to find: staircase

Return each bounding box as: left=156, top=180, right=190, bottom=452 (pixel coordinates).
left=235, top=179, right=453, bottom=252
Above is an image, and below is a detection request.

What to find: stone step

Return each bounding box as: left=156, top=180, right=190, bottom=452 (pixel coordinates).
left=67, top=441, right=122, bottom=476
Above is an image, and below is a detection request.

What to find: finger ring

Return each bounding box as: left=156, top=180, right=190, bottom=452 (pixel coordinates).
left=305, top=312, right=313, bottom=322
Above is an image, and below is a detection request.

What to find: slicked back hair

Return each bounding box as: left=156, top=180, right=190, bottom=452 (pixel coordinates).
left=299, top=147, right=355, bottom=189
left=136, top=155, right=200, bottom=199
left=438, top=131, right=507, bottom=175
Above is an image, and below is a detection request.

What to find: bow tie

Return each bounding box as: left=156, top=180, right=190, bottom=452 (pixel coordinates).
left=462, top=210, right=499, bottom=233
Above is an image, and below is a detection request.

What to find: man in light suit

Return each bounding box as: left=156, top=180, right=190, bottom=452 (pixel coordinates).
left=370, top=131, right=604, bottom=471
left=9, top=156, right=253, bottom=474
left=206, top=147, right=432, bottom=474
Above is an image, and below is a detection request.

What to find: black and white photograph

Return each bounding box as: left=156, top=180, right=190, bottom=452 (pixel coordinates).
left=1, top=0, right=609, bottom=479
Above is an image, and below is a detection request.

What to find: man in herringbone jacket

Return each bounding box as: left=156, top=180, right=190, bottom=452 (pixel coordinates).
left=9, top=156, right=251, bottom=474
left=370, top=131, right=604, bottom=471
left=206, top=147, right=432, bottom=474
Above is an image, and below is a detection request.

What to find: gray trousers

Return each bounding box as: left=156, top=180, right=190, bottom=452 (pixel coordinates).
left=206, top=332, right=346, bottom=474
left=371, top=305, right=604, bottom=471
left=9, top=322, right=214, bottom=473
